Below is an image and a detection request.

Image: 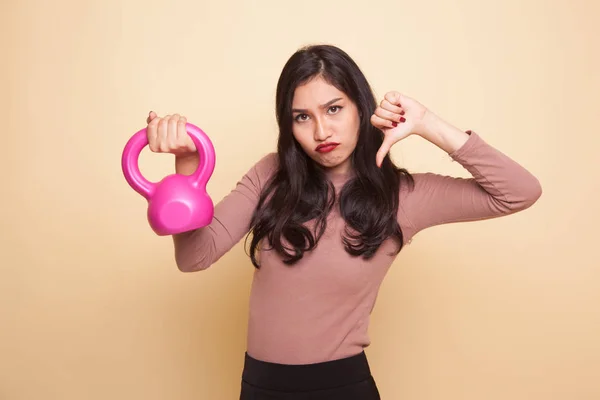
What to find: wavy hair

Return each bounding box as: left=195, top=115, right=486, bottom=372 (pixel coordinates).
left=246, top=44, right=414, bottom=268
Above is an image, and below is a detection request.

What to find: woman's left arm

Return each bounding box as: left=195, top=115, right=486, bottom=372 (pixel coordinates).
left=371, top=91, right=543, bottom=237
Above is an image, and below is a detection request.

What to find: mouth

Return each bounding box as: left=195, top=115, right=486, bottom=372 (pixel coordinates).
left=315, top=143, right=340, bottom=153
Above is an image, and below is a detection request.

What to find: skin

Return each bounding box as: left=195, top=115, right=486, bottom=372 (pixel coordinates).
left=290, top=76, right=360, bottom=175
left=145, top=78, right=470, bottom=174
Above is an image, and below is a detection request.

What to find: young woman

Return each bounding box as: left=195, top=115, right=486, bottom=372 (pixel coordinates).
left=144, top=44, right=542, bottom=399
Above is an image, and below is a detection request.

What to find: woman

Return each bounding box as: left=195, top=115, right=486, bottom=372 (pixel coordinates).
left=144, top=44, right=542, bottom=399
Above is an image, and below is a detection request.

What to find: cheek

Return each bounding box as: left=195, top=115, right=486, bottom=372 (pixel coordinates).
left=292, top=128, right=313, bottom=151
left=343, top=116, right=360, bottom=144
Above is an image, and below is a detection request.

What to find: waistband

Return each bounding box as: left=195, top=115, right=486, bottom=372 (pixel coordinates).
left=241, top=351, right=372, bottom=392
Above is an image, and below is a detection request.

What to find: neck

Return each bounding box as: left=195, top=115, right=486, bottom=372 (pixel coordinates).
left=323, top=165, right=354, bottom=186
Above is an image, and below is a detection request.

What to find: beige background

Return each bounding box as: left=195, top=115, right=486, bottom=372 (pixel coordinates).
left=2, top=0, right=599, bottom=399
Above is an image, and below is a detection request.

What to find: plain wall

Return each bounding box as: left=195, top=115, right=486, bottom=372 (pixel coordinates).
left=2, top=0, right=599, bottom=399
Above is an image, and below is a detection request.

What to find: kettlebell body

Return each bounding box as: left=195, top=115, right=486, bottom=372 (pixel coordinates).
left=121, top=122, right=216, bottom=236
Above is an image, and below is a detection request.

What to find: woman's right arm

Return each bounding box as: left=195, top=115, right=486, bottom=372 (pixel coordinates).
left=172, top=152, right=275, bottom=272
left=145, top=112, right=276, bottom=272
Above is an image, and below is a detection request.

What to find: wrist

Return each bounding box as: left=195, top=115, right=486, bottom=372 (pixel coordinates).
left=416, top=110, right=443, bottom=139
left=175, top=152, right=199, bottom=175
left=174, top=151, right=198, bottom=161
left=416, top=111, right=469, bottom=153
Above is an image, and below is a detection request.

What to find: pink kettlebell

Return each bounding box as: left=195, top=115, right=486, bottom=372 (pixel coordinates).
left=121, top=122, right=216, bottom=236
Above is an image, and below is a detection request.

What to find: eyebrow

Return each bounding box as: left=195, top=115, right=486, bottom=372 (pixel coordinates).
left=292, top=97, right=343, bottom=113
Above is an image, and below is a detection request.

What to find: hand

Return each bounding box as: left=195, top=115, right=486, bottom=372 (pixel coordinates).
left=370, top=92, right=429, bottom=167
left=146, top=111, right=196, bottom=156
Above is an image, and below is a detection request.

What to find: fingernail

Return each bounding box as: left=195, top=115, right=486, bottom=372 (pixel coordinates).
left=400, top=117, right=406, bottom=122
left=392, top=122, right=398, bottom=127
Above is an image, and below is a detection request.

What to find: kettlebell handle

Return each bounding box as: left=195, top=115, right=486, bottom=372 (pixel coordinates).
left=121, top=122, right=216, bottom=200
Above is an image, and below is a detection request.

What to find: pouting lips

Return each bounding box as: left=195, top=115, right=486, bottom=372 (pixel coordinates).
left=316, top=143, right=339, bottom=153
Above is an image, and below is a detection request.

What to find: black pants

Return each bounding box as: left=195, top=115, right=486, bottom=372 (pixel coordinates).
left=239, top=351, right=381, bottom=399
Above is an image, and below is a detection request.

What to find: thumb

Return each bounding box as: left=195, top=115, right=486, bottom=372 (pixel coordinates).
left=375, top=135, right=395, bottom=168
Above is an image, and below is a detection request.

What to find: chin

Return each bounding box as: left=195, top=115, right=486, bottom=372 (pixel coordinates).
left=320, top=162, right=342, bottom=170
left=307, top=157, right=330, bottom=169
left=314, top=153, right=350, bottom=170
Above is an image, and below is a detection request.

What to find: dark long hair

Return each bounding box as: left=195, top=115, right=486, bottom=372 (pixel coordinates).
left=246, top=44, right=414, bottom=268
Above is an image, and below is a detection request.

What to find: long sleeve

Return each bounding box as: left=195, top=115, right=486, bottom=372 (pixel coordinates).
left=174, top=152, right=278, bottom=272
left=397, top=131, right=542, bottom=242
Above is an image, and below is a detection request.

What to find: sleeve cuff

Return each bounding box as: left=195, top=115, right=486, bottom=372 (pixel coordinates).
left=448, top=130, right=483, bottom=162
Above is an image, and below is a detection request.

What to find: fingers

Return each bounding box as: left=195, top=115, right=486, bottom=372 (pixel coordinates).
left=374, top=105, right=405, bottom=124
left=176, top=116, right=186, bottom=142
left=176, top=115, right=195, bottom=152
left=168, top=114, right=180, bottom=149
left=147, top=112, right=160, bottom=152
left=157, top=115, right=170, bottom=152
left=384, top=91, right=403, bottom=107
left=370, top=114, right=397, bottom=130
left=146, top=112, right=195, bottom=154
left=380, top=99, right=404, bottom=115
left=371, top=94, right=407, bottom=130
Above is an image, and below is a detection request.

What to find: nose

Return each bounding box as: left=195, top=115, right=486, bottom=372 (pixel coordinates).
left=313, top=117, right=331, bottom=142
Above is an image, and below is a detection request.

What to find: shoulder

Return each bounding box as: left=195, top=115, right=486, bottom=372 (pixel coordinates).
left=396, top=171, right=461, bottom=241
left=399, top=171, right=437, bottom=197
left=397, top=171, right=467, bottom=218
left=253, top=151, right=278, bottom=177
left=244, top=152, right=279, bottom=191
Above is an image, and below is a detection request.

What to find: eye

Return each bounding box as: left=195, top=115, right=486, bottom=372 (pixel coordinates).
left=294, top=113, right=309, bottom=122
left=328, top=105, right=342, bottom=114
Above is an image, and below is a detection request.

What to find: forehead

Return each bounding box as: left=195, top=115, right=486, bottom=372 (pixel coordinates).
left=292, top=76, right=347, bottom=106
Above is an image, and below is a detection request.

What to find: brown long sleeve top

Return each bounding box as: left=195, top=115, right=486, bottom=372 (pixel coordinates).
left=173, top=131, right=542, bottom=364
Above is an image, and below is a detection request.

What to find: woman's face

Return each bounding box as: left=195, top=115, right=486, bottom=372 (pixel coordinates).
left=291, top=76, right=360, bottom=175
